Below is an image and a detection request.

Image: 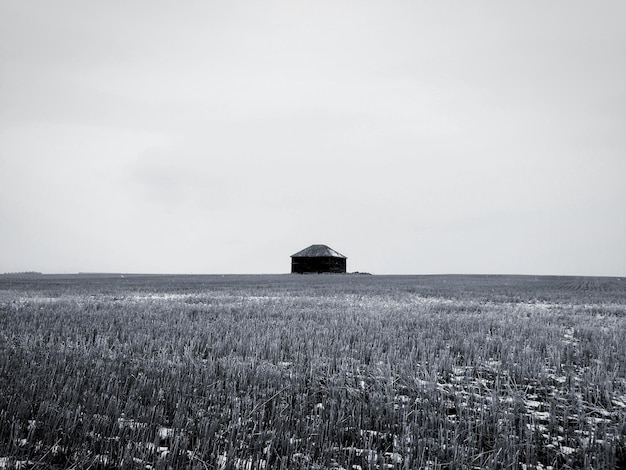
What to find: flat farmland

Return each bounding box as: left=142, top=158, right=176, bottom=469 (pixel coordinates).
left=0, top=274, right=625, bottom=469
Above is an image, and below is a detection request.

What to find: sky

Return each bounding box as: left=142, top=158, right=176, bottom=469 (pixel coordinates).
left=1, top=1, right=625, bottom=276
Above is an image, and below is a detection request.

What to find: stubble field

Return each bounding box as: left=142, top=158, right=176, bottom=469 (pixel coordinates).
left=0, top=274, right=625, bottom=469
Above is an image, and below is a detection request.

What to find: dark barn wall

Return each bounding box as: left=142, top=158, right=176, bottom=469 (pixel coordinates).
left=291, top=257, right=347, bottom=274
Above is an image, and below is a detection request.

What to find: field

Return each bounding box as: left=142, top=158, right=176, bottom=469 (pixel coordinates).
left=1, top=274, right=625, bottom=469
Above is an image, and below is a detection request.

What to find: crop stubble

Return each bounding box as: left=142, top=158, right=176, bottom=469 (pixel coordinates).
left=0, top=274, right=625, bottom=469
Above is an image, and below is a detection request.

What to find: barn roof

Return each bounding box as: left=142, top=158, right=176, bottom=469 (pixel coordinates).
left=291, top=244, right=347, bottom=258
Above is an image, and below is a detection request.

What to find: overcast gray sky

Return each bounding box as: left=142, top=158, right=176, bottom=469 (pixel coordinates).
left=1, top=1, right=625, bottom=276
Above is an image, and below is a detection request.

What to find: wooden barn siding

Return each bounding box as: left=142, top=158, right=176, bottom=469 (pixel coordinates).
left=291, top=257, right=347, bottom=274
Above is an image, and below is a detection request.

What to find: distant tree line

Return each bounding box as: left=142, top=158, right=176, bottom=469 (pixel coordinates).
left=2, top=271, right=43, bottom=275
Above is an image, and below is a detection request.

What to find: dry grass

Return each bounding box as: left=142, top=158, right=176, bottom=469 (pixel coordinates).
left=0, top=274, right=625, bottom=469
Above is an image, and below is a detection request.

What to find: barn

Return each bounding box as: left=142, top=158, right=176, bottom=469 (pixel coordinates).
left=291, top=244, right=347, bottom=274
